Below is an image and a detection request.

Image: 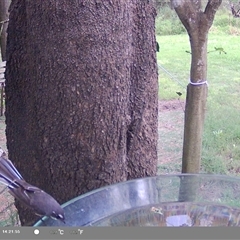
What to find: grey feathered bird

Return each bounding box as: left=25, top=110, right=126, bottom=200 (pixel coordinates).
left=0, top=156, right=65, bottom=223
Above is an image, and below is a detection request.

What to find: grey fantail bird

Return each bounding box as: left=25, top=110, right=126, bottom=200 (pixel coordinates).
left=0, top=156, right=65, bottom=223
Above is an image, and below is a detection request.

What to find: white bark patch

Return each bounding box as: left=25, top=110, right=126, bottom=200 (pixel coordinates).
left=172, top=0, right=184, bottom=8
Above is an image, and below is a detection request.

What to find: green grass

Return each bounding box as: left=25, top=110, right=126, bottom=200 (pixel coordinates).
left=156, top=5, right=240, bottom=36
left=157, top=33, right=240, bottom=176
left=157, top=34, right=190, bottom=99
left=156, top=7, right=186, bottom=35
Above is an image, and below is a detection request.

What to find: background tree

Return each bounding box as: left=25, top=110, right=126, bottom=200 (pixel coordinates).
left=5, top=0, right=158, bottom=225
left=0, top=0, right=10, bottom=61
left=171, top=0, right=222, bottom=173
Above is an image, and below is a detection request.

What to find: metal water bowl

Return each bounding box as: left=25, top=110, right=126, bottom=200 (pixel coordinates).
left=34, top=174, right=240, bottom=227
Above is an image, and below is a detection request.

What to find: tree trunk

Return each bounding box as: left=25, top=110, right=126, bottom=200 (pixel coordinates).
left=0, top=0, right=10, bottom=61
left=182, top=32, right=208, bottom=173
left=172, top=0, right=222, bottom=173
left=5, top=0, right=158, bottom=225
left=126, top=1, right=159, bottom=178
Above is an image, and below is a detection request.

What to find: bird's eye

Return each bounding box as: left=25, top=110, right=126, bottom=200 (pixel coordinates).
left=51, top=211, right=65, bottom=223
left=57, top=214, right=64, bottom=220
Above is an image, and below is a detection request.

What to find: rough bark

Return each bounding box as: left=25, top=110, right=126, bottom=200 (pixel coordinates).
left=126, top=1, right=158, bottom=178
left=172, top=0, right=222, bottom=173
left=0, top=0, right=10, bottom=61
left=5, top=0, right=158, bottom=225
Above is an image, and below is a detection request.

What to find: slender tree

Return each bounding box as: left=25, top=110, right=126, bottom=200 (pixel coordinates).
left=171, top=0, right=222, bottom=173
left=5, top=0, right=158, bottom=225
left=0, top=0, right=10, bottom=61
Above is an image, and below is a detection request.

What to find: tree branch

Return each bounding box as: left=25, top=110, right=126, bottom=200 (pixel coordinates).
left=204, top=0, right=222, bottom=25
left=172, top=0, right=222, bottom=35
left=171, top=0, right=198, bottom=32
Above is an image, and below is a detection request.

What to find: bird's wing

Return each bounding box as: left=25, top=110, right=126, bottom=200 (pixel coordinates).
left=15, top=179, right=41, bottom=192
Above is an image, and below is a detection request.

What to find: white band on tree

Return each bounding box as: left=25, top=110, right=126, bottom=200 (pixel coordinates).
left=189, top=80, right=208, bottom=86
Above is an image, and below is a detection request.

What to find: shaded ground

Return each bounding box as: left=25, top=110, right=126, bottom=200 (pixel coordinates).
left=0, top=116, right=6, bottom=152
left=0, top=116, right=19, bottom=226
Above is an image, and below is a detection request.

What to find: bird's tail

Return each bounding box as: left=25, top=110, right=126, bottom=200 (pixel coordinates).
left=0, top=156, right=23, bottom=188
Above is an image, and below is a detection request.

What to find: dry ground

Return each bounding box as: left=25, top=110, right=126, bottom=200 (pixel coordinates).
left=158, top=99, right=185, bottom=174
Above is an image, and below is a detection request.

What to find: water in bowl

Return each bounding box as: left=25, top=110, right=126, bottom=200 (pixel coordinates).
left=88, top=202, right=240, bottom=226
